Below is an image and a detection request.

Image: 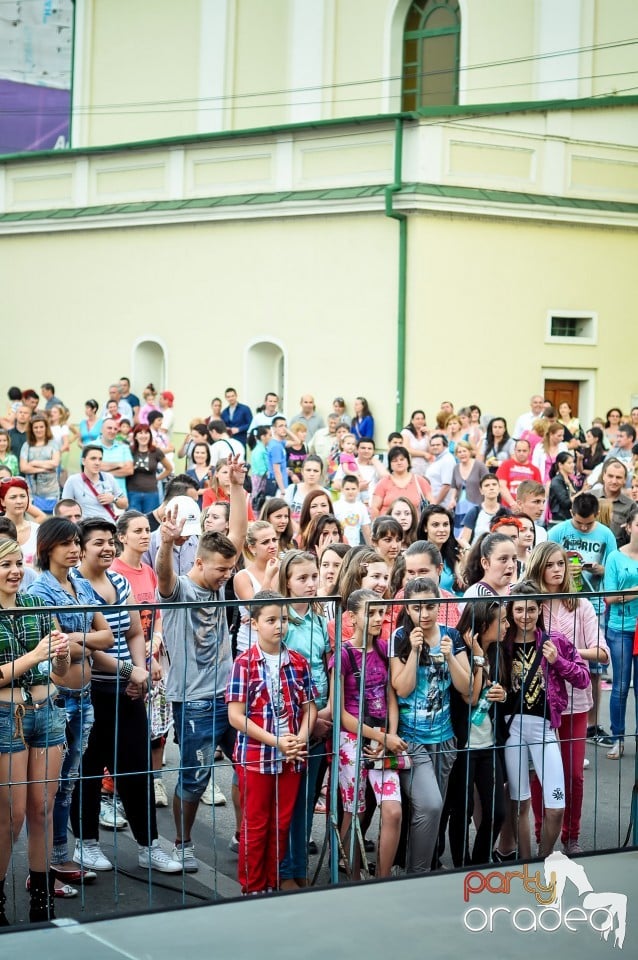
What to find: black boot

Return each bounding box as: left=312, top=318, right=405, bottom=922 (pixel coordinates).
left=0, top=878, right=9, bottom=927
left=28, top=870, right=55, bottom=923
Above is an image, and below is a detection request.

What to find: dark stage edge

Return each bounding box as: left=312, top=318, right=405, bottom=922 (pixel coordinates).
left=1, top=848, right=635, bottom=959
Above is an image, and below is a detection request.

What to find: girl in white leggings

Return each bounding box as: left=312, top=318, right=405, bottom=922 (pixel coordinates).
left=502, top=582, right=589, bottom=859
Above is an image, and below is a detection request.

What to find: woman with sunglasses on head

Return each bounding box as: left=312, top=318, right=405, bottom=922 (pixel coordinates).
left=72, top=517, right=180, bottom=874
left=0, top=536, right=70, bottom=923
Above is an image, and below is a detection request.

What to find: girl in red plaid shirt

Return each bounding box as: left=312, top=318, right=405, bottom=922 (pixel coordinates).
left=227, top=590, right=317, bottom=894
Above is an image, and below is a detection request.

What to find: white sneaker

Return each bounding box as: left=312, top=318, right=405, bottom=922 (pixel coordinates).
left=201, top=780, right=227, bottom=806
left=228, top=832, right=240, bottom=855
left=99, top=795, right=128, bottom=830
left=138, top=840, right=181, bottom=873
left=73, top=840, right=113, bottom=872
left=172, top=843, right=198, bottom=873
left=583, top=757, right=590, bottom=769
left=154, top=780, right=169, bottom=807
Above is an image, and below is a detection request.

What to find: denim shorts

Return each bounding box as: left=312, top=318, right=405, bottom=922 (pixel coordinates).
left=172, top=697, right=236, bottom=802
left=0, top=696, right=67, bottom=753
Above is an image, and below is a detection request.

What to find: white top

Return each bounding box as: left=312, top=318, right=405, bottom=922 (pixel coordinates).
left=235, top=569, right=264, bottom=653
left=210, top=436, right=245, bottom=467
left=333, top=498, right=371, bottom=547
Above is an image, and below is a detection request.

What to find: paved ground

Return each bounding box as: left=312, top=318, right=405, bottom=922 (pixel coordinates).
left=3, top=690, right=635, bottom=927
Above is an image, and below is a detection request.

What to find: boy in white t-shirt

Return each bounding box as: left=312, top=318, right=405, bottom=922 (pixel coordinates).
left=333, top=475, right=372, bottom=547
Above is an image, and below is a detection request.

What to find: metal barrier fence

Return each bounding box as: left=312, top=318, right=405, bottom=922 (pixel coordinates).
left=0, top=590, right=635, bottom=926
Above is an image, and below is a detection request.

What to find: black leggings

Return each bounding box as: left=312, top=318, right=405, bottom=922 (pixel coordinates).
left=70, top=684, right=157, bottom=847
left=446, top=747, right=505, bottom=867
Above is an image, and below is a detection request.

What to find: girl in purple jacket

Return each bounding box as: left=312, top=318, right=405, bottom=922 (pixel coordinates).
left=501, top=582, right=589, bottom=859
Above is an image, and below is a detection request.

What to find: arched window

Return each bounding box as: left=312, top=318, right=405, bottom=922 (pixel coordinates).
left=245, top=339, right=286, bottom=413
left=402, top=0, right=460, bottom=110
left=133, top=338, right=167, bottom=396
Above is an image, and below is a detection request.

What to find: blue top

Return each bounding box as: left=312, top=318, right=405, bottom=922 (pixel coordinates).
left=389, top=625, right=464, bottom=744
left=267, top=438, right=289, bottom=488
left=548, top=519, right=617, bottom=611
left=352, top=415, right=374, bottom=441
left=28, top=567, right=99, bottom=633
left=284, top=607, right=330, bottom=709
left=603, top=550, right=638, bottom=633
left=221, top=402, right=253, bottom=446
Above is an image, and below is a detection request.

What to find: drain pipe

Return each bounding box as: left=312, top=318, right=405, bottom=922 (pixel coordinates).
left=384, top=117, right=407, bottom=432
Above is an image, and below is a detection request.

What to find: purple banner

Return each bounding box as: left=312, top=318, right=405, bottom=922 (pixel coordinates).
left=0, top=79, right=70, bottom=154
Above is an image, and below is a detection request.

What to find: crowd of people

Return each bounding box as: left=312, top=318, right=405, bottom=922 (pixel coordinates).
left=0, top=382, right=637, bottom=917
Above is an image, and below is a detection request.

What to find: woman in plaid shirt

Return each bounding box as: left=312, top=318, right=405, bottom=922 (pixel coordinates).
left=227, top=590, right=317, bottom=894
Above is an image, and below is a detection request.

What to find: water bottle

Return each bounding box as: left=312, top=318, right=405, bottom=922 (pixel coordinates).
left=566, top=551, right=583, bottom=592
left=470, top=690, right=490, bottom=726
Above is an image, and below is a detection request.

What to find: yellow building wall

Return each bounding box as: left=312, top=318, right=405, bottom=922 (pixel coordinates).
left=2, top=213, right=398, bottom=438
left=231, top=0, right=291, bottom=129
left=592, top=0, right=638, bottom=97
left=72, top=1, right=638, bottom=149
left=83, top=0, right=202, bottom=146
left=3, top=204, right=638, bottom=440
left=331, top=0, right=388, bottom=119
left=462, top=0, right=536, bottom=104
left=404, top=213, right=638, bottom=422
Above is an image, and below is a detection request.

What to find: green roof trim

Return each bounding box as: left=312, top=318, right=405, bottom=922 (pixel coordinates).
left=413, top=94, right=638, bottom=119
left=0, top=94, right=636, bottom=165
left=2, top=181, right=638, bottom=225
left=406, top=183, right=638, bottom=214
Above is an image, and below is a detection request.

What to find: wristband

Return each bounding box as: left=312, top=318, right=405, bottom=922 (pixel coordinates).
left=473, top=656, right=485, bottom=667
left=118, top=660, right=134, bottom=682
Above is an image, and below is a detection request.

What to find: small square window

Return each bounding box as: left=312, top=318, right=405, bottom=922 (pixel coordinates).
left=546, top=312, right=597, bottom=345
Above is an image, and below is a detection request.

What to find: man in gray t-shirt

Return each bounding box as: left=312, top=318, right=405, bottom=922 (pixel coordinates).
left=162, top=576, right=232, bottom=701
left=156, top=456, right=247, bottom=871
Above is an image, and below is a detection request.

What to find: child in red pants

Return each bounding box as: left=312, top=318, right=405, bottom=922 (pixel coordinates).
left=227, top=590, right=317, bottom=894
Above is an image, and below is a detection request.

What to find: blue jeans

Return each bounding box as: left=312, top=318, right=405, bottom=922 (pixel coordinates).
left=607, top=628, right=638, bottom=740
left=279, top=739, right=324, bottom=881
left=0, top=697, right=66, bottom=753
left=52, top=685, right=94, bottom=864
left=128, top=489, right=160, bottom=512
left=172, top=697, right=236, bottom=803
